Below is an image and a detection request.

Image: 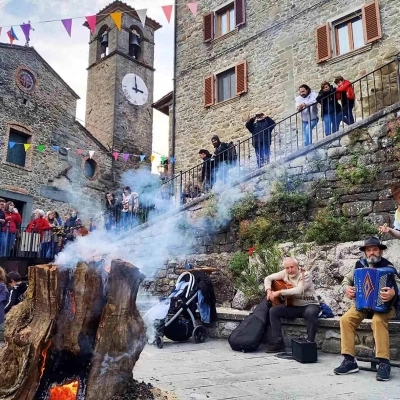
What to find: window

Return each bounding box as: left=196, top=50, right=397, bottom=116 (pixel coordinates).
left=315, top=0, right=382, bottom=62
left=83, top=158, right=98, bottom=179
left=204, top=61, right=247, bottom=107
left=6, top=129, right=30, bottom=167
left=203, top=0, right=246, bottom=42
left=96, top=25, right=109, bottom=60
left=129, top=25, right=142, bottom=60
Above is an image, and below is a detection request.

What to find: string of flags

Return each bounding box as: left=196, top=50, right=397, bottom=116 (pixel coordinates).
left=2, top=140, right=175, bottom=164
left=0, top=2, right=199, bottom=45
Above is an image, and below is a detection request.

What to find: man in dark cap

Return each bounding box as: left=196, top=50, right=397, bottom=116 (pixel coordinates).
left=333, top=236, right=399, bottom=381
left=5, top=272, right=28, bottom=314
left=379, top=182, right=400, bottom=239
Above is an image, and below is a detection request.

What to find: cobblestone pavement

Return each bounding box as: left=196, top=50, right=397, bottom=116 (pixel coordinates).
left=134, top=339, right=400, bottom=400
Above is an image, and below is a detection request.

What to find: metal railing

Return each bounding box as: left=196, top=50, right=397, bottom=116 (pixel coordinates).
left=162, top=55, right=400, bottom=206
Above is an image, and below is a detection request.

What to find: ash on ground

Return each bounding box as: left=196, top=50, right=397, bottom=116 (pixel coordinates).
left=110, top=380, right=178, bottom=400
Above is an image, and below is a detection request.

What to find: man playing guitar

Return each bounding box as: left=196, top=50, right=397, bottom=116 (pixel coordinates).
left=264, top=257, right=320, bottom=353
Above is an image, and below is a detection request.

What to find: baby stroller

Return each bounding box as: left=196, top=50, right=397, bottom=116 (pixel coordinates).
left=144, top=269, right=217, bottom=349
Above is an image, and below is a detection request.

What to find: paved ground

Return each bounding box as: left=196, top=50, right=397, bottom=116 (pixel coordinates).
left=134, top=339, right=400, bottom=400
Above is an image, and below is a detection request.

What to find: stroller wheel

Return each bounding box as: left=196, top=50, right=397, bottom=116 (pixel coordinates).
left=193, top=325, right=207, bottom=343
left=156, top=336, right=164, bottom=349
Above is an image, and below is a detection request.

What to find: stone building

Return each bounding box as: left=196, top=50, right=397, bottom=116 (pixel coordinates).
left=0, top=1, right=160, bottom=225
left=171, top=0, right=400, bottom=172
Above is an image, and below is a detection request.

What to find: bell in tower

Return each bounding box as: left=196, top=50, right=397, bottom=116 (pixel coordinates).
left=100, top=29, right=109, bottom=58
left=129, top=28, right=141, bottom=59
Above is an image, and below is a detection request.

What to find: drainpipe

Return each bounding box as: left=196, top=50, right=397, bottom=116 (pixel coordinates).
left=170, top=0, right=178, bottom=177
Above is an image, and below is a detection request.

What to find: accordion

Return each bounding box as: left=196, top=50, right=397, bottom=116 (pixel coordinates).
left=354, top=267, right=397, bottom=313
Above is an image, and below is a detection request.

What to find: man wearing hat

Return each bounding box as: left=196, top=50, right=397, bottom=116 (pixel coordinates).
left=379, top=183, right=400, bottom=239
left=333, top=236, right=399, bottom=381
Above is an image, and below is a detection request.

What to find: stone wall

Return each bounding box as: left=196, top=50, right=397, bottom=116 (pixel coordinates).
left=173, top=0, right=400, bottom=172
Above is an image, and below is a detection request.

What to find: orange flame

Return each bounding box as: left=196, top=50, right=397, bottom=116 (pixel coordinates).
left=40, top=341, right=52, bottom=379
left=49, top=380, right=79, bottom=400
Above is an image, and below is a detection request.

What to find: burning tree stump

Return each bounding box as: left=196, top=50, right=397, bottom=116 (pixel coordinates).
left=0, top=260, right=146, bottom=400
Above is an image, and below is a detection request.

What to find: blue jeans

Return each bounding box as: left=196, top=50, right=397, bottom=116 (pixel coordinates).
left=255, top=144, right=270, bottom=168
left=323, top=113, right=340, bottom=136
left=0, top=232, right=16, bottom=256
left=302, top=118, right=318, bottom=147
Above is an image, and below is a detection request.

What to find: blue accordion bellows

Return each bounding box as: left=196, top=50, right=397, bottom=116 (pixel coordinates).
left=354, top=267, right=397, bottom=313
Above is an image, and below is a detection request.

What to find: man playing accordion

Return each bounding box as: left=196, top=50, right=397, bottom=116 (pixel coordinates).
left=334, top=236, right=400, bottom=381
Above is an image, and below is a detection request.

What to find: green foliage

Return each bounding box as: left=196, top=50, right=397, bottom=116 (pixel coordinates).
left=228, top=245, right=283, bottom=300
left=304, top=208, right=377, bottom=245
left=268, top=181, right=312, bottom=213
left=230, top=193, right=257, bottom=221
left=336, top=157, right=378, bottom=188
left=198, top=197, right=217, bottom=219
left=238, top=216, right=282, bottom=248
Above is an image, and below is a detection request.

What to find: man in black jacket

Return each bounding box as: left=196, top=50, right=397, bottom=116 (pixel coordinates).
left=198, top=149, right=215, bottom=191
left=5, top=272, right=28, bottom=313
left=245, top=112, right=275, bottom=168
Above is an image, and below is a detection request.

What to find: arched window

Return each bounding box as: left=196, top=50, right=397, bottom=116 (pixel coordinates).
left=128, top=25, right=142, bottom=60
left=97, top=25, right=110, bottom=60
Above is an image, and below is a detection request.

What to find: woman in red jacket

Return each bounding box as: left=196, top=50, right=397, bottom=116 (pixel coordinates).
left=2, top=201, right=22, bottom=256
left=26, top=209, right=52, bottom=258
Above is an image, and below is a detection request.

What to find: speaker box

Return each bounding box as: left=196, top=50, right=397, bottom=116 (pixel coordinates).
left=291, top=338, right=317, bottom=363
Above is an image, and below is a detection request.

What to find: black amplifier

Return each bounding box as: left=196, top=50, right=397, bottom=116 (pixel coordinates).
left=291, top=338, right=318, bottom=363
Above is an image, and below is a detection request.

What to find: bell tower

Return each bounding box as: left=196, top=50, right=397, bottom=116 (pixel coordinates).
left=85, top=1, right=161, bottom=171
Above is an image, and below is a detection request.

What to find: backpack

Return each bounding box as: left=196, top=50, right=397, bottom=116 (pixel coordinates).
left=228, top=297, right=270, bottom=352
left=227, top=141, right=238, bottom=163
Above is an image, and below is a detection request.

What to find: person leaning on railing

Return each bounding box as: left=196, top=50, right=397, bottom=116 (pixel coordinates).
left=334, top=76, right=355, bottom=126
left=26, top=210, right=52, bottom=257
left=316, top=82, right=342, bottom=136
left=0, top=199, right=6, bottom=256
left=2, top=202, right=22, bottom=257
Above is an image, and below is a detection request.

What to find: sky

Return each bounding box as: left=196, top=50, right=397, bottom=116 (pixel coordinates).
left=0, top=0, right=174, bottom=170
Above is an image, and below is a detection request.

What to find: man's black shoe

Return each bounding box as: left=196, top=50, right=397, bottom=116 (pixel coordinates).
left=333, top=358, right=359, bottom=375
left=376, top=362, right=391, bottom=381
left=265, top=343, right=285, bottom=353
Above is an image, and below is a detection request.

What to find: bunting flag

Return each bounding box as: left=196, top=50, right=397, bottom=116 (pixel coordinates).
left=7, top=26, right=18, bottom=44
left=85, top=15, right=97, bottom=34
left=140, top=154, right=146, bottom=162
left=38, top=144, right=45, bottom=152
left=112, top=152, right=119, bottom=161
left=187, top=2, right=198, bottom=16
left=123, top=153, right=129, bottom=162
left=89, top=150, right=95, bottom=159
left=9, top=142, right=16, bottom=149
left=77, top=149, right=83, bottom=155
left=136, top=9, right=147, bottom=27
left=162, top=5, right=173, bottom=23
left=62, top=19, right=72, bottom=36
left=150, top=155, right=155, bottom=162
left=52, top=145, right=59, bottom=152
left=20, top=23, right=31, bottom=42
left=110, top=12, right=122, bottom=30
left=161, top=156, right=167, bottom=163
left=23, top=143, right=31, bottom=152
left=65, top=147, right=70, bottom=151
left=170, top=157, right=175, bottom=164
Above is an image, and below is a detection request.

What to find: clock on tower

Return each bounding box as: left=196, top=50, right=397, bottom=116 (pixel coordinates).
left=122, top=73, right=149, bottom=106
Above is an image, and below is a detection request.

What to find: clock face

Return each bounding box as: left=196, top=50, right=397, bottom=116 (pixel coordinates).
left=122, top=73, right=149, bottom=105
left=16, top=68, right=36, bottom=92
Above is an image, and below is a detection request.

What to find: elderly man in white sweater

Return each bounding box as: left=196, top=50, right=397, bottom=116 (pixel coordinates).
left=264, top=256, right=320, bottom=353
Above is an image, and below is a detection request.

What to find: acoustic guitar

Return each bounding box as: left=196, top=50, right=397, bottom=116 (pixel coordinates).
left=270, top=280, right=294, bottom=306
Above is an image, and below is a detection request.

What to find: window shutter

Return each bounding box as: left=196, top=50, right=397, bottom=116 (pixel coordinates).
left=362, top=0, right=382, bottom=44
left=315, top=23, right=332, bottom=63
left=204, top=75, right=215, bottom=107
left=234, top=0, right=246, bottom=27
left=235, top=61, right=247, bottom=96
left=203, top=12, right=214, bottom=42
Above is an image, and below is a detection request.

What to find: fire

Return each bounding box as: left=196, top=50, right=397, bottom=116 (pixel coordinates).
left=40, top=341, right=51, bottom=379
left=49, top=380, right=79, bottom=400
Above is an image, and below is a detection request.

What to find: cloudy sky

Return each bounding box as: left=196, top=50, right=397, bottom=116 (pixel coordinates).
left=0, top=0, right=174, bottom=167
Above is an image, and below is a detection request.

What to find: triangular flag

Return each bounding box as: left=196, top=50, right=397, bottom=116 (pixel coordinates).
left=139, top=154, right=145, bottom=162
left=161, top=156, right=167, bottom=163
left=77, top=149, right=83, bottom=155
left=62, top=19, right=72, bottom=37
left=187, top=2, right=198, bottom=16
left=110, top=12, right=122, bottom=30
left=136, top=9, right=147, bottom=27
left=170, top=157, right=175, bottom=164
left=85, top=15, right=97, bottom=34
left=23, top=143, right=31, bottom=152
left=9, top=142, right=16, bottom=149
left=89, top=150, right=95, bottom=159
left=7, top=27, right=18, bottom=45
left=150, top=155, right=155, bottom=162
left=162, top=5, right=173, bottom=23
left=65, top=147, right=70, bottom=151
left=38, top=144, right=45, bottom=152
left=123, top=153, right=130, bottom=162
left=20, top=23, right=31, bottom=42
left=112, top=152, right=119, bottom=161
left=52, top=145, right=59, bottom=152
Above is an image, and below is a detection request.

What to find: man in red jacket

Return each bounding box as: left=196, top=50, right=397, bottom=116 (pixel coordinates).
left=335, top=76, right=355, bottom=126
left=2, top=201, right=22, bottom=256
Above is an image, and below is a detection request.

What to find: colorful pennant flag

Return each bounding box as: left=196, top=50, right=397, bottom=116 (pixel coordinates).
left=150, top=155, right=155, bottom=162
left=170, top=157, right=175, bottom=164
left=89, top=150, right=95, bottom=159
left=187, top=2, right=198, bottom=16
left=85, top=15, right=97, bottom=34
left=7, top=27, right=18, bottom=44
left=62, top=19, right=72, bottom=36
left=9, top=142, right=16, bottom=149
left=112, top=152, right=119, bottom=161
left=38, top=144, right=45, bottom=152
left=140, top=154, right=146, bottom=162
left=161, top=156, right=167, bottom=163
left=52, top=145, right=59, bottom=152
left=77, top=149, right=83, bottom=155
left=20, top=23, right=31, bottom=42
left=23, top=143, right=31, bottom=151
left=162, top=5, right=173, bottom=23
left=136, top=9, right=147, bottom=27
left=110, top=12, right=122, bottom=30
left=123, top=153, right=129, bottom=162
